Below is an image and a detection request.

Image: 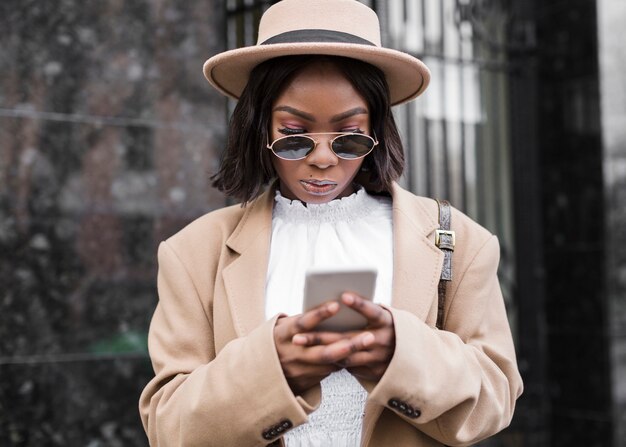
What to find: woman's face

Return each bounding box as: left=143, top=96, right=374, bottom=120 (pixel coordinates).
left=269, top=62, right=370, bottom=204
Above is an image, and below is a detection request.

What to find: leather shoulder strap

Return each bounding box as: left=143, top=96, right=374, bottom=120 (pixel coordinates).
left=435, top=199, right=454, bottom=330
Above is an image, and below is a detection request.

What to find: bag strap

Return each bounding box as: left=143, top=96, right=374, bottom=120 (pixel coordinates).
left=435, top=199, right=455, bottom=330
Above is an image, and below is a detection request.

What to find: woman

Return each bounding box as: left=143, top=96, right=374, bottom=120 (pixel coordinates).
left=139, top=1, right=523, bottom=446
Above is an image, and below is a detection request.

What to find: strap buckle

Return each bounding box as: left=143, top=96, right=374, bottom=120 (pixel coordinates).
left=435, top=229, right=455, bottom=251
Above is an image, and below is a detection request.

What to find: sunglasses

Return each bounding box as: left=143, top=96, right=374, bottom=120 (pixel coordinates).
left=266, top=132, right=378, bottom=161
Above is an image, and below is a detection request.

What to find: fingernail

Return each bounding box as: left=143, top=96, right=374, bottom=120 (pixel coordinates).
left=342, top=293, right=355, bottom=305
left=362, top=332, right=375, bottom=346
left=292, top=334, right=307, bottom=345
left=327, top=302, right=340, bottom=312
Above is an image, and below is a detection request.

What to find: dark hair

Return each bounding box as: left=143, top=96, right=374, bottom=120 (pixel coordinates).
left=210, top=55, right=405, bottom=203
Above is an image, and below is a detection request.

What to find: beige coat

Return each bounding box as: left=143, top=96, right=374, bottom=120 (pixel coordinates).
left=139, top=182, right=523, bottom=446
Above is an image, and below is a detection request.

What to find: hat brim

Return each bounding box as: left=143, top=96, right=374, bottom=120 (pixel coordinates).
left=203, top=42, right=430, bottom=106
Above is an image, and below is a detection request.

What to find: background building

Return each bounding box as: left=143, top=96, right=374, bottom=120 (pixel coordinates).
left=0, top=0, right=624, bottom=445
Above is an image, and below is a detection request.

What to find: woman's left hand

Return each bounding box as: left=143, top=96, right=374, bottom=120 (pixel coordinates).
left=292, top=293, right=395, bottom=382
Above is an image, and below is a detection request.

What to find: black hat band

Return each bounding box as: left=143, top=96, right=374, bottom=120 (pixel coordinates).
left=261, top=29, right=375, bottom=46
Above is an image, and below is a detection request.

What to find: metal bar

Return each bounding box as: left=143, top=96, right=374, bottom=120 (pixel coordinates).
left=405, top=99, right=414, bottom=192
left=421, top=0, right=432, bottom=197
left=439, top=0, right=450, bottom=200
left=458, top=9, right=468, bottom=212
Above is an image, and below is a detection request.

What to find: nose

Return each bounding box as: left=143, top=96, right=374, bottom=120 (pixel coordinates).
left=306, top=136, right=338, bottom=169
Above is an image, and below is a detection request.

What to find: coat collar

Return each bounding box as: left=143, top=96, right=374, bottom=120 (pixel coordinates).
left=388, top=183, right=443, bottom=317
left=222, top=182, right=443, bottom=337
left=222, top=186, right=276, bottom=337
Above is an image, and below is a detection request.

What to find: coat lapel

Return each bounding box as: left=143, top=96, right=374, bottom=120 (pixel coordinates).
left=389, top=183, right=443, bottom=321
left=222, top=189, right=275, bottom=337
left=362, top=184, right=444, bottom=445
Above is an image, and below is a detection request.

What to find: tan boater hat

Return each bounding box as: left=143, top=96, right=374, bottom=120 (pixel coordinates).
left=203, top=0, right=430, bottom=106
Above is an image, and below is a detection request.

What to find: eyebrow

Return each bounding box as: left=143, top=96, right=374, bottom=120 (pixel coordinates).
left=330, top=107, right=369, bottom=123
left=272, top=106, right=369, bottom=123
left=272, top=106, right=316, bottom=122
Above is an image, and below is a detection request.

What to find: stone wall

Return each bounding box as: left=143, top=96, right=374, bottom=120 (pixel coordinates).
left=0, top=1, right=226, bottom=444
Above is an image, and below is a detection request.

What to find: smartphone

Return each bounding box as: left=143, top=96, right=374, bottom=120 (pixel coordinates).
left=303, top=267, right=378, bottom=332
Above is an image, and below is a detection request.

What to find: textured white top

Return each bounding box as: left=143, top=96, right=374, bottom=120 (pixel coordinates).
left=265, top=187, right=394, bottom=447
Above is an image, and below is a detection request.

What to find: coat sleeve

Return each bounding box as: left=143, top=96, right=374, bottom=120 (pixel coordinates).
left=368, top=235, right=523, bottom=446
left=138, top=241, right=316, bottom=447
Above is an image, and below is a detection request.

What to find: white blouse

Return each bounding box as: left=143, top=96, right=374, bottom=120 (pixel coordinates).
left=265, top=187, right=394, bottom=447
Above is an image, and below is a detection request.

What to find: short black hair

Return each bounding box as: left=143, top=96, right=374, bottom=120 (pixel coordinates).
left=211, top=55, right=405, bottom=203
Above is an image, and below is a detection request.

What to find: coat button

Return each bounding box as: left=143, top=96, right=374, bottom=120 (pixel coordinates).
left=262, top=419, right=293, bottom=441
left=406, top=407, right=421, bottom=418
left=388, top=398, right=400, bottom=408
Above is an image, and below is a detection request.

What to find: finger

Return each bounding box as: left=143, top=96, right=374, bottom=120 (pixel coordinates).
left=338, top=348, right=392, bottom=367
left=299, top=332, right=376, bottom=364
left=361, top=326, right=395, bottom=348
left=342, top=293, right=391, bottom=327
left=292, top=331, right=350, bottom=346
left=292, top=301, right=340, bottom=335
left=295, top=343, right=353, bottom=365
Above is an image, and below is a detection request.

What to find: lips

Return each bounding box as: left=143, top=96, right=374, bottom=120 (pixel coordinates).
left=300, top=179, right=338, bottom=195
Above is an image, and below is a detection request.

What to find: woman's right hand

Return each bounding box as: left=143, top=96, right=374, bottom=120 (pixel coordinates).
left=273, top=301, right=375, bottom=395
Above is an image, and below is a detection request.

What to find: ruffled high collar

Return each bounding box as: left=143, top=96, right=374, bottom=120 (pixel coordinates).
left=273, top=186, right=381, bottom=224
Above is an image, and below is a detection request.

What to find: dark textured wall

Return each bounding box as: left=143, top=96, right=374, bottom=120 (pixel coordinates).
left=535, top=0, right=612, bottom=445
left=0, top=1, right=226, bottom=445
left=597, top=0, right=626, bottom=444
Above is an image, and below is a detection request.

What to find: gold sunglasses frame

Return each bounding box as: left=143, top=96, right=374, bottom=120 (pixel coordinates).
left=266, top=132, right=379, bottom=161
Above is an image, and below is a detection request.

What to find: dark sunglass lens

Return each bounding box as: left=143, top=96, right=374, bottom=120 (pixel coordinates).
left=272, top=136, right=315, bottom=160
left=332, top=134, right=374, bottom=159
